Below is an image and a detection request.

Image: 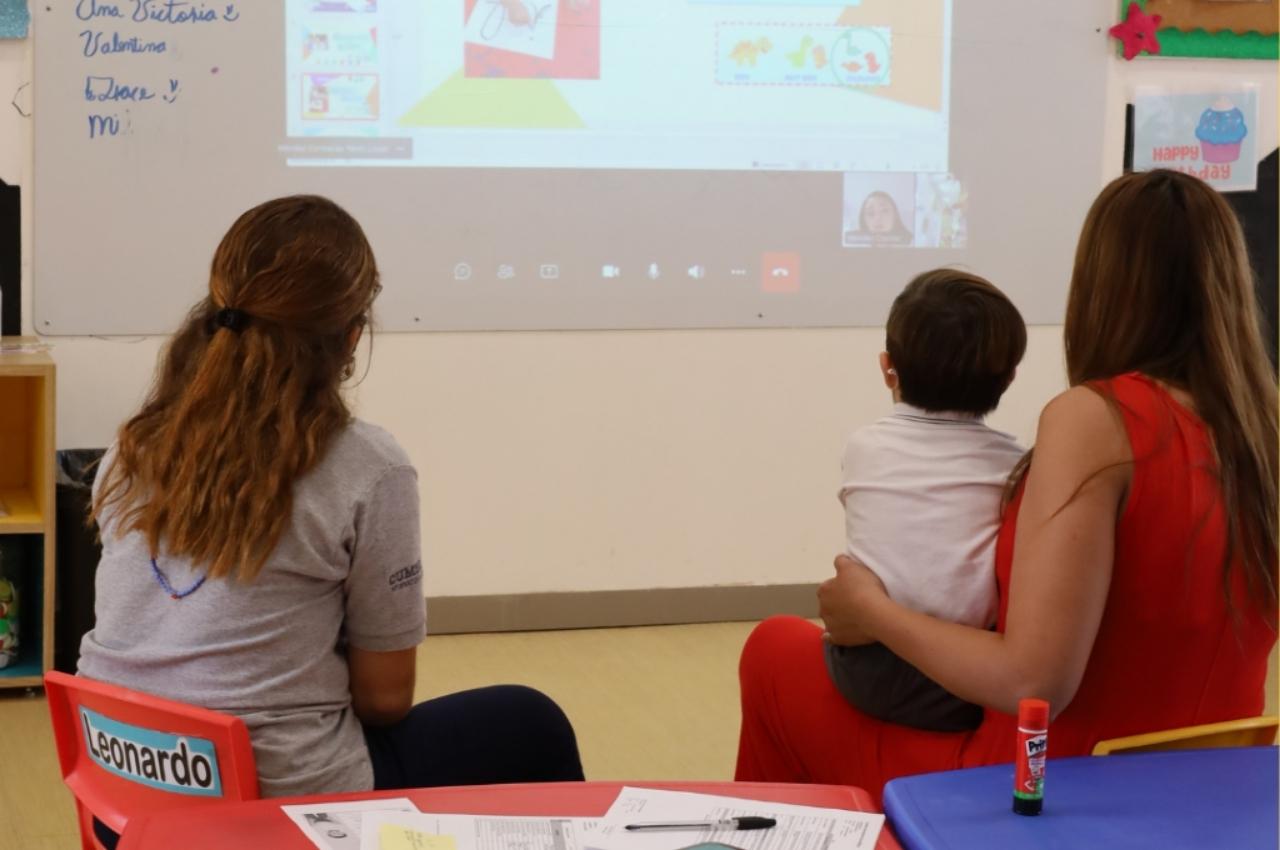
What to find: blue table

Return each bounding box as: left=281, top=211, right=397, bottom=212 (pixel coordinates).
left=883, top=746, right=1278, bottom=850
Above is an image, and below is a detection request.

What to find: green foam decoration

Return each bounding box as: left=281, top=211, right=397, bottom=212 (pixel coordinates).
left=1119, top=0, right=1278, bottom=60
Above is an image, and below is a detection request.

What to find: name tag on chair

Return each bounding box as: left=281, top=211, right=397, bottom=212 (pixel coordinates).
left=79, top=707, right=223, bottom=797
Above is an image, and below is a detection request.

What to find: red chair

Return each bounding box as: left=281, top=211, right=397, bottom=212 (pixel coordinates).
left=44, top=670, right=259, bottom=850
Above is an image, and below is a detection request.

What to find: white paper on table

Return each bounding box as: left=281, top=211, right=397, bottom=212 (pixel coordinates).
left=585, top=788, right=884, bottom=850
left=359, top=811, right=600, bottom=850
left=282, top=797, right=420, bottom=850
left=463, top=0, right=560, bottom=59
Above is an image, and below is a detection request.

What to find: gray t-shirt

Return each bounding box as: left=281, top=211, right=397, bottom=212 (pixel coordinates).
left=78, top=420, right=425, bottom=797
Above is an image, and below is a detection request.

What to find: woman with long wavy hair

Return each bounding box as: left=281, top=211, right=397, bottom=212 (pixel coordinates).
left=80, top=197, right=583, bottom=819
left=737, top=169, right=1278, bottom=798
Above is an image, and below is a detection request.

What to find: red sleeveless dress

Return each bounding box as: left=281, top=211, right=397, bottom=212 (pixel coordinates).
left=736, top=374, right=1276, bottom=800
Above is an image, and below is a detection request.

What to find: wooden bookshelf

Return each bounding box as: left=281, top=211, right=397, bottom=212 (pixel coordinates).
left=0, top=339, right=55, bottom=689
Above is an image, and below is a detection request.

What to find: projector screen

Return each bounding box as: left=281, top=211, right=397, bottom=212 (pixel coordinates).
left=33, top=0, right=1109, bottom=334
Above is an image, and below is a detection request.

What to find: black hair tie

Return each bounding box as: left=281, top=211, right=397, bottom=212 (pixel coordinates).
left=214, top=307, right=250, bottom=334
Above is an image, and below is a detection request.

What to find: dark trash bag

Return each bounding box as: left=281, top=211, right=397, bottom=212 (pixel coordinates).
left=54, top=448, right=105, bottom=674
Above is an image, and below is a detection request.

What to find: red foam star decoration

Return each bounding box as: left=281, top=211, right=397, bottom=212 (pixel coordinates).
left=1110, top=2, right=1162, bottom=60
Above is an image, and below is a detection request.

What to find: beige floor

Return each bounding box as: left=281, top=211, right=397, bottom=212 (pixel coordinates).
left=2, top=623, right=1276, bottom=850
left=0, top=623, right=754, bottom=850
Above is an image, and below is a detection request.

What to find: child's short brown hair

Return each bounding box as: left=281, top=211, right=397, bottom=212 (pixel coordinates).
left=885, top=269, right=1026, bottom=415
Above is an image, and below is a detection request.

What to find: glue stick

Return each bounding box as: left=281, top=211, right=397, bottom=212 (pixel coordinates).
left=1013, top=698, right=1049, bottom=815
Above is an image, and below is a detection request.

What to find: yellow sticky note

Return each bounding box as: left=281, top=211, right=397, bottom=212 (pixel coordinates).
left=378, top=824, right=459, bottom=850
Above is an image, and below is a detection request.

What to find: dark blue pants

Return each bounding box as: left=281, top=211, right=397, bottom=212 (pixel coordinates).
left=364, top=685, right=585, bottom=788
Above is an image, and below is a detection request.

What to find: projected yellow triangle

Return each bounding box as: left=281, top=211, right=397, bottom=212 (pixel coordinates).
left=399, top=72, right=585, bottom=129
left=837, top=0, right=944, bottom=113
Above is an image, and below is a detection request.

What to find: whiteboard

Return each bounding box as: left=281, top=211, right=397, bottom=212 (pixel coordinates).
left=34, top=1, right=1110, bottom=335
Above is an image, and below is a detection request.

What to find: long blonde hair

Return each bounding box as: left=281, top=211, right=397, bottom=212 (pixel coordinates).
left=1063, top=170, right=1278, bottom=611
left=94, top=196, right=381, bottom=581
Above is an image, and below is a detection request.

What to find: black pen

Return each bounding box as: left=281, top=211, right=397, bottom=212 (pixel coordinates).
left=624, top=817, right=777, bottom=832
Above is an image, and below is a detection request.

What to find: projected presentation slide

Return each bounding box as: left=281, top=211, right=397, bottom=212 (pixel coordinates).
left=283, top=0, right=951, bottom=173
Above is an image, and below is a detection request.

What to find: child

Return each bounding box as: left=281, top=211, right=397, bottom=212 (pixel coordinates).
left=825, top=269, right=1026, bottom=731
left=845, top=191, right=913, bottom=248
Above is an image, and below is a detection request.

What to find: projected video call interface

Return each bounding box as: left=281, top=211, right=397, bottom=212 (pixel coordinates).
left=282, top=0, right=964, bottom=294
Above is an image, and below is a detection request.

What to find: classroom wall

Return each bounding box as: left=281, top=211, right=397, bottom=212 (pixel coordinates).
left=2, top=41, right=1275, bottom=598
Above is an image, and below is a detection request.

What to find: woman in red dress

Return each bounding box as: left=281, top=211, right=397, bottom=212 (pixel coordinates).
left=735, top=169, right=1278, bottom=800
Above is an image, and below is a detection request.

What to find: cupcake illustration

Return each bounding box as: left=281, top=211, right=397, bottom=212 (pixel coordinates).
left=1195, top=97, right=1248, bottom=164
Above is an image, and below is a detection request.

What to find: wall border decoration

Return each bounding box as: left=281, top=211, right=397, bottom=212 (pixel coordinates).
left=1124, top=0, right=1278, bottom=60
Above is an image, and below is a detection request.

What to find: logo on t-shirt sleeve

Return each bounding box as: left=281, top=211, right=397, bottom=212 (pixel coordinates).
left=388, top=561, right=422, bottom=592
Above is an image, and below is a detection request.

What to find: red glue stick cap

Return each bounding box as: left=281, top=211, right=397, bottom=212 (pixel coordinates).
left=1018, top=698, right=1049, bottom=729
